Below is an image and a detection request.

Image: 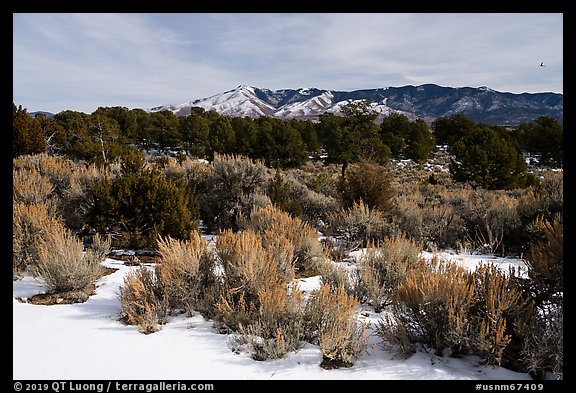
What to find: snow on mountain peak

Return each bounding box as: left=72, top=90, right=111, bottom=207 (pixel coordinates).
left=148, top=85, right=563, bottom=125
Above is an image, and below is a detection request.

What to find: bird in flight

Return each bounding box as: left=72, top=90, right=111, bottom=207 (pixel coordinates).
left=540, top=62, right=546, bottom=67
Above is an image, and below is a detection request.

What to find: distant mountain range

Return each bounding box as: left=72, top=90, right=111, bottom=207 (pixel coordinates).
left=150, top=84, right=563, bottom=126
left=29, top=111, right=55, bottom=119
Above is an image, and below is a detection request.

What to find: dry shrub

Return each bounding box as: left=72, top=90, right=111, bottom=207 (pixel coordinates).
left=282, top=169, right=341, bottom=225
left=379, top=257, right=533, bottom=365
left=235, top=282, right=305, bottom=360
left=260, top=231, right=297, bottom=283
left=525, top=214, right=563, bottom=304
left=172, top=157, right=213, bottom=192
left=14, top=153, right=78, bottom=194
left=472, top=263, right=534, bottom=366
left=286, top=160, right=341, bottom=199
left=214, top=229, right=294, bottom=330
left=520, top=304, right=563, bottom=380
left=357, top=235, right=423, bottom=312
left=239, top=204, right=325, bottom=276
left=381, top=258, right=474, bottom=356
left=214, top=229, right=306, bottom=359
left=159, top=155, right=209, bottom=182
left=316, top=261, right=355, bottom=299
left=34, top=153, right=78, bottom=192
left=58, top=162, right=109, bottom=231
left=394, top=198, right=425, bottom=243
left=448, top=188, right=525, bottom=255
left=119, top=266, right=169, bottom=334
left=155, top=232, right=214, bottom=315
left=394, top=182, right=467, bottom=250
left=420, top=203, right=467, bottom=251
left=533, top=170, right=563, bottom=217
left=199, top=154, right=272, bottom=230
left=13, top=153, right=110, bottom=232
left=466, top=190, right=521, bottom=255
left=393, top=175, right=552, bottom=255
left=34, top=228, right=110, bottom=293
left=514, top=214, right=563, bottom=379
left=324, top=200, right=390, bottom=252
left=305, top=283, right=367, bottom=369
left=12, top=201, right=64, bottom=277
left=13, top=167, right=54, bottom=204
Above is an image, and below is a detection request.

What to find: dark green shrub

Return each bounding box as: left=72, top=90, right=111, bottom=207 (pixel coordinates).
left=266, top=170, right=303, bottom=217
left=13, top=104, right=45, bottom=157
left=88, top=155, right=199, bottom=249
left=338, top=159, right=395, bottom=212
left=449, top=125, right=536, bottom=190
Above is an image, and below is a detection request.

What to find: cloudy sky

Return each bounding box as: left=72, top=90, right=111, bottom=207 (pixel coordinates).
left=13, top=13, right=563, bottom=114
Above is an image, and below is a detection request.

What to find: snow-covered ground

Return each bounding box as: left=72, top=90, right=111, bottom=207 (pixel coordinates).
left=13, top=246, right=537, bottom=381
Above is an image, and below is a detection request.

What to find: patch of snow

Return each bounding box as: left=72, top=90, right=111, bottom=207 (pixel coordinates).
left=12, top=243, right=537, bottom=380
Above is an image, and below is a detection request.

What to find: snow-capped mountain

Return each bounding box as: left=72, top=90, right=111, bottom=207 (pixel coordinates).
left=150, top=84, right=563, bottom=125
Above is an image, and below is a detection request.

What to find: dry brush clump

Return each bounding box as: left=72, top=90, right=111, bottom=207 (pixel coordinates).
left=378, top=257, right=534, bottom=367
left=118, top=231, right=217, bottom=333
left=324, top=200, right=391, bottom=255
left=238, top=204, right=326, bottom=276
left=531, top=170, right=563, bottom=218
left=118, top=265, right=169, bottom=334
left=394, top=182, right=467, bottom=251
left=155, top=232, right=216, bottom=316
left=213, top=229, right=293, bottom=328
left=214, top=229, right=306, bottom=360
left=512, top=214, right=563, bottom=379
left=393, top=175, right=557, bottom=256
left=13, top=166, right=55, bottom=205
left=12, top=201, right=63, bottom=278
left=356, top=235, right=423, bottom=312
left=305, top=283, right=367, bottom=369
left=377, top=257, right=473, bottom=357
left=316, top=261, right=356, bottom=300
left=455, top=189, right=522, bottom=255
left=13, top=153, right=111, bottom=233
left=523, top=214, right=563, bottom=305
left=15, top=152, right=77, bottom=193
left=280, top=168, right=341, bottom=225
left=472, top=263, right=534, bottom=366
left=33, top=228, right=110, bottom=294
left=198, top=154, right=272, bottom=231
left=233, top=281, right=306, bottom=361
left=519, top=303, right=563, bottom=380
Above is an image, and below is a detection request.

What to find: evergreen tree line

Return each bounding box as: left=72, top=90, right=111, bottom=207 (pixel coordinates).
left=14, top=102, right=563, bottom=189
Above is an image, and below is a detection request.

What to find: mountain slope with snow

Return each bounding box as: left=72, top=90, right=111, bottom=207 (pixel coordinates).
left=150, top=84, right=563, bottom=125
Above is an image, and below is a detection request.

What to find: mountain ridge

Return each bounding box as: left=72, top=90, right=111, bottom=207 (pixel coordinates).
left=150, top=84, right=563, bottom=126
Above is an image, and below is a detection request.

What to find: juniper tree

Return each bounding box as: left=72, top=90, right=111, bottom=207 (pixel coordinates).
left=449, top=125, right=535, bottom=190
left=13, top=104, right=45, bottom=157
